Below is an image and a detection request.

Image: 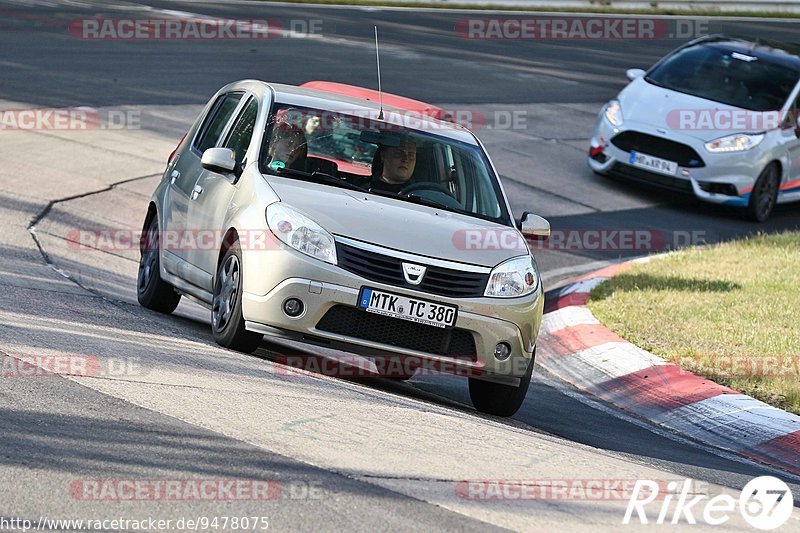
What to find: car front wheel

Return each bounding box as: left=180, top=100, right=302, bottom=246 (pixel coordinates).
left=468, top=351, right=534, bottom=417
left=212, top=239, right=262, bottom=353
left=747, top=164, right=779, bottom=222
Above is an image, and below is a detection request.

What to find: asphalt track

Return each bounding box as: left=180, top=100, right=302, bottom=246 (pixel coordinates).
left=1, top=1, right=799, bottom=531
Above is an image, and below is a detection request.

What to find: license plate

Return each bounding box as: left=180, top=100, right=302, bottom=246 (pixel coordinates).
left=357, top=287, right=457, bottom=329
left=629, top=150, right=678, bottom=176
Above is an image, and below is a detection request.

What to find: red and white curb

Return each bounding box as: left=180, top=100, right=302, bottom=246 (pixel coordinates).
left=538, top=259, right=800, bottom=476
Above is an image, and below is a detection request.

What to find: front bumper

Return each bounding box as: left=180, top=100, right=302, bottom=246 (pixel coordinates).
left=588, top=117, right=766, bottom=207
left=240, top=241, right=543, bottom=385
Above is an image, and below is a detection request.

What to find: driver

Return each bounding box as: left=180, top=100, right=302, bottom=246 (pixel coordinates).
left=371, top=138, right=417, bottom=194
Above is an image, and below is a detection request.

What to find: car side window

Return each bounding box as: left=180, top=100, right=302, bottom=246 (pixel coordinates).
left=783, top=95, right=800, bottom=130
left=223, top=97, right=258, bottom=166
left=194, top=93, right=244, bottom=153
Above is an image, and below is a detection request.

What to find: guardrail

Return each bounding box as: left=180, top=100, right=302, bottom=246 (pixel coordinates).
left=377, top=0, right=800, bottom=14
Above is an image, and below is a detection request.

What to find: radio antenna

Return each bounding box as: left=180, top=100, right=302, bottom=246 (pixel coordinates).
left=375, top=26, right=384, bottom=120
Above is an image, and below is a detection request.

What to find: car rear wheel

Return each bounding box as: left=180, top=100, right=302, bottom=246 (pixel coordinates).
left=747, top=164, right=779, bottom=222
left=137, top=215, right=181, bottom=313
left=468, top=351, right=534, bottom=417
left=212, top=240, right=262, bottom=353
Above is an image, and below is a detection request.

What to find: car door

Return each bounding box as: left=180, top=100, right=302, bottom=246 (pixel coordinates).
left=780, top=90, right=800, bottom=201
left=162, top=92, right=244, bottom=284
left=187, top=95, right=259, bottom=287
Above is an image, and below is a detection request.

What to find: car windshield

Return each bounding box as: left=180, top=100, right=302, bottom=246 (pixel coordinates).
left=259, top=104, right=509, bottom=224
left=645, top=43, right=799, bottom=111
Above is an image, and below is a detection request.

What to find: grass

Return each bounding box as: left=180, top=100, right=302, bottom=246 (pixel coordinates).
left=588, top=231, right=800, bottom=415
left=256, top=0, right=800, bottom=18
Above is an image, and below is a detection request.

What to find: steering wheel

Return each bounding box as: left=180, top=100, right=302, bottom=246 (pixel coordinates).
left=399, top=181, right=453, bottom=197
left=399, top=181, right=463, bottom=210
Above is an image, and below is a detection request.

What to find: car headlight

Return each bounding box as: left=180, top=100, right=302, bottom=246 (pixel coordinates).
left=604, top=99, right=623, bottom=127
left=484, top=255, right=539, bottom=298
left=266, top=203, right=337, bottom=265
left=704, top=133, right=765, bottom=153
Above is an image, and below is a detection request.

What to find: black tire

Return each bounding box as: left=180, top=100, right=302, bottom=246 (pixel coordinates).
left=747, top=164, right=780, bottom=222
left=137, top=215, right=181, bottom=314
left=211, top=240, right=262, bottom=353
left=469, top=352, right=534, bottom=417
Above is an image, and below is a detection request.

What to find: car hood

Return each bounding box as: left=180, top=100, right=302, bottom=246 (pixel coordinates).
left=267, top=176, right=525, bottom=268
left=618, top=77, right=778, bottom=142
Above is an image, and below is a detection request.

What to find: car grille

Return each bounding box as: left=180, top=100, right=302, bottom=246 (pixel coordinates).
left=611, top=131, right=705, bottom=168
left=316, top=305, right=477, bottom=360
left=609, top=162, right=694, bottom=193
left=336, top=240, right=489, bottom=298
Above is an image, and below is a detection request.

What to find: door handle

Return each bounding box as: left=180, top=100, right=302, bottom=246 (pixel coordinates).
left=190, top=184, right=203, bottom=200
left=170, top=170, right=181, bottom=184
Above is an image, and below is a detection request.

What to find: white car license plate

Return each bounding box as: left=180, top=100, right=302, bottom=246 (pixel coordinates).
left=629, top=150, right=678, bottom=176
left=358, top=287, right=457, bottom=329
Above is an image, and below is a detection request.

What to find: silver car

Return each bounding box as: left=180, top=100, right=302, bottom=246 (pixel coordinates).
left=137, top=80, right=550, bottom=416
left=589, top=35, right=800, bottom=221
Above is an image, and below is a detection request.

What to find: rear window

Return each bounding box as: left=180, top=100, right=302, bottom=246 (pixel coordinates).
left=645, top=43, right=799, bottom=111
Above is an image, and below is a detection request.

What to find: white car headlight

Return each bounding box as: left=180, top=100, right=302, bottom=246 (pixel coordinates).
left=266, top=203, right=337, bottom=265
left=704, top=133, right=765, bottom=153
left=484, top=255, right=539, bottom=298
left=604, top=99, right=623, bottom=127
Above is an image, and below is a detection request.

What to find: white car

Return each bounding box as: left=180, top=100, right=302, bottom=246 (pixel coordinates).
left=137, top=80, right=551, bottom=416
left=589, top=35, right=800, bottom=221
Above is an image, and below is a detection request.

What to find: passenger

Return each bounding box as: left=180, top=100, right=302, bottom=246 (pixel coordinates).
left=370, top=138, right=417, bottom=194
left=266, top=122, right=307, bottom=171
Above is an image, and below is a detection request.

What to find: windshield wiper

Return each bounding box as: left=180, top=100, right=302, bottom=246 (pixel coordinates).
left=644, top=75, right=669, bottom=89
left=275, top=167, right=369, bottom=193
left=400, top=193, right=471, bottom=217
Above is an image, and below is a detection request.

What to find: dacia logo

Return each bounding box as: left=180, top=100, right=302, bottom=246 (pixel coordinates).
left=402, top=263, right=427, bottom=285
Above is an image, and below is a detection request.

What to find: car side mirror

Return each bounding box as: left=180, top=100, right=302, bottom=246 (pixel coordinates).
left=626, top=68, right=646, bottom=81
left=518, top=211, right=550, bottom=240
left=201, top=148, right=237, bottom=175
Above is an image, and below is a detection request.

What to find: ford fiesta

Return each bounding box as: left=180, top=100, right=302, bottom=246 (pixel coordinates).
left=137, top=80, right=550, bottom=417
left=589, top=35, right=800, bottom=221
